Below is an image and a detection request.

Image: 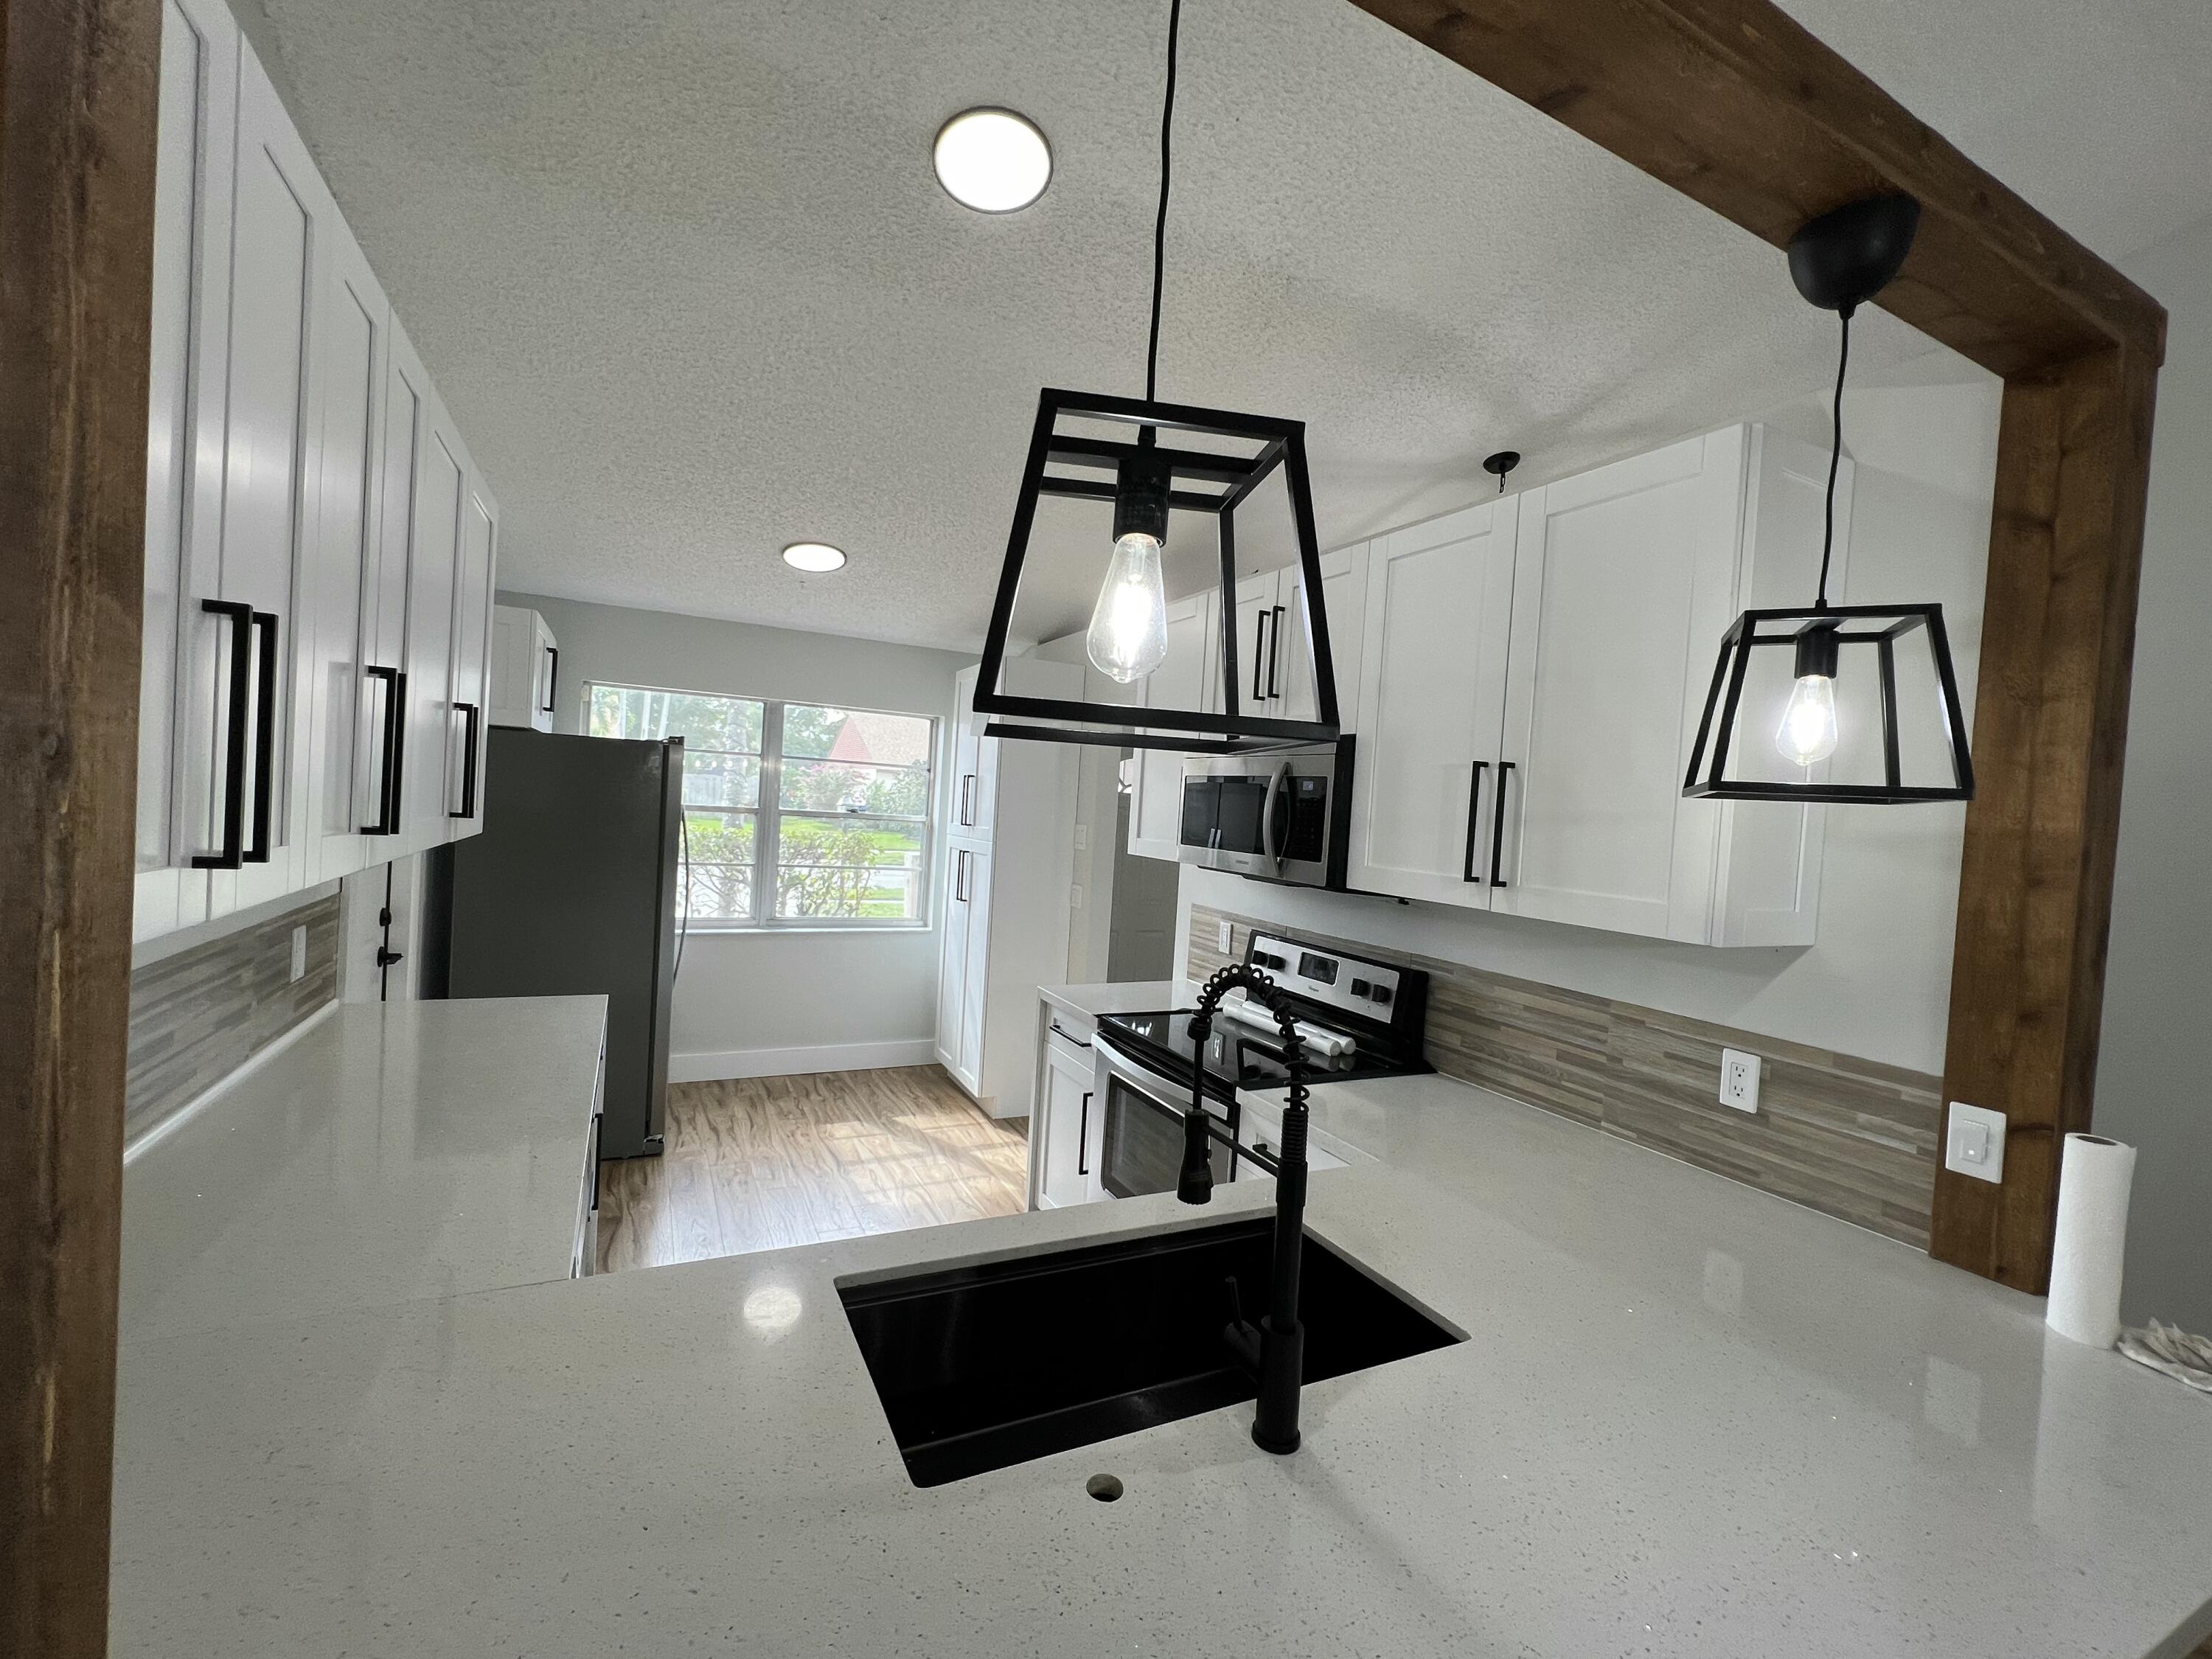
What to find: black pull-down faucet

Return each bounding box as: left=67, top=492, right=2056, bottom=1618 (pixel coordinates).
left=1176, top=963, right=1312, bottom=1455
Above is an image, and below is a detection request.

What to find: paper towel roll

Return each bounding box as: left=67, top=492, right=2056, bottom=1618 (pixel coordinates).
left=2046, top=1132, right=2137, bottom=1349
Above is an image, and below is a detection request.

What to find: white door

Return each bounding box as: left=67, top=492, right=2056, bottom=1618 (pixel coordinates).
left=956, top=846, right=995, bottom=1093
left=135, top=0, right=236, bottom=941
left=208, top=49, right=326, bottom=914
left=302, top=218, right=387, bottom=885
left=445, top=476, right=495, bottom=838
left=949, top=665, right=985, bottom=835
left=398, top=404, right=464, bottom=854
left=1492, top=429, right=1747, bottom=939
left=1279, top=546, right=1367, bottom=729
left=1345, top=502, right=1517, bottom=905
left=1126, top=590, right=1217, bottom=860
left=1037, top=1046, right=1096, bottom=1208
left=933, top=855, right=970, bottom=1077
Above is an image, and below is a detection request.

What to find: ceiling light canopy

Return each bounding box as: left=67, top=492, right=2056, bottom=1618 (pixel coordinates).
left=933, top=108, right=1052, bottom=213
left=782, top=541, right=847, bottom=572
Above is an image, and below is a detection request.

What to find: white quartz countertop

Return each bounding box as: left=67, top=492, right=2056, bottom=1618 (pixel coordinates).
left=1038, top=977, right=1183, bottom=1020
left=119, top=995, right=606, bottom=1346
left=111, top=1060, right=2212, bottom=1658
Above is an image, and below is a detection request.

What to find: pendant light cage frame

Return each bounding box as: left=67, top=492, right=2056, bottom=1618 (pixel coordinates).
left=1683, top=602, right=1975, bottom=803
left=973, top=386, right=1343, bottom=754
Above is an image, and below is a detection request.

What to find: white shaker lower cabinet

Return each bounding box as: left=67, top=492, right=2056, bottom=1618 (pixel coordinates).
left=934, top=660, right=1079, bottom=1116
left=1124, top=590, right=1218, bottom=861
left=489, top=604, right=558, bottom=731
left=1345, top=500, right=1518, bottom=905
left=1490, top=425, right=1848, bottom=945
left=1036, top=1034, right=1102, bottom=1208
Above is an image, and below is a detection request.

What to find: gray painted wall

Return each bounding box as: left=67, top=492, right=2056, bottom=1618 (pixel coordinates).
left=2096, top=213, right=2212, bottom=1335
left=501, top=594, right=975, bottom=1074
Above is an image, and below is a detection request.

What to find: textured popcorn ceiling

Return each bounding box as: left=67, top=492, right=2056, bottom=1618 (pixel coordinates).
left=253, top=0, right=2212, bottom=650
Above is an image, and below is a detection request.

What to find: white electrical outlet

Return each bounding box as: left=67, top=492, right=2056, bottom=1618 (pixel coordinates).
left=1217, top=919, right=1234, bottom=953
left=1719, top=1048, right=1761, bottom=1114
left=1073, top=824, right=1088, bottom=852
left=289, top=924, right=307, bottom=983
left=1945, top=1102, right=2006, bottom=1183
left=1069, top=883, right=1084, bottom=911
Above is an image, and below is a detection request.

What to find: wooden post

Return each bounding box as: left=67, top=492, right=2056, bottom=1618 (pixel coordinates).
left=0, top=0, right=161, bottom=1655
left=1349, top=0, right=2166, bottom=1290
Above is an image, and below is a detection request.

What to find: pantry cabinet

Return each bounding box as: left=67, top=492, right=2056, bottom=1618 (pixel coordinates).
left=936, top=660, right=1079, bottom=1116
left=133, top=4, right=498, bottom=945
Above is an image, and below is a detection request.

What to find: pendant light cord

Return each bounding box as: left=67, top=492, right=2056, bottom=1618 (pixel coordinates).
left=1816, top=305, right=1851, bottom=612
left=1143, top=0, right=1183, bottom=416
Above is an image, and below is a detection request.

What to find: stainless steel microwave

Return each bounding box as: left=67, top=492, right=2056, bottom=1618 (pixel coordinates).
left=1176, top=738, right=1354, bottom=889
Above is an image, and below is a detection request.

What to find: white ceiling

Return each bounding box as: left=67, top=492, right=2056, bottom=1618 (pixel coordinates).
left=253, top=0, right=2212, bottom=651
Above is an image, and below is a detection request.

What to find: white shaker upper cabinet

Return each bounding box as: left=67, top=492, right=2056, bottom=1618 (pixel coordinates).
left=1345, top=501, right=1517, bottom=905
left=445, top=473, right=497, bottom=839
left=205, top=49, right=330, bottom=917
left=302, top=217, right=389, bottom=886
left=1278, top=545, right=1367, bottom=731
left=135, top=0, right=237, bottom=942
left=489, top=604, right=557, bottom=731
left=1491, top=424, right=1848, bottom=945
left=1124, top=589, right=1219, bottom=861
left=398, top=398, right=465, bottom=855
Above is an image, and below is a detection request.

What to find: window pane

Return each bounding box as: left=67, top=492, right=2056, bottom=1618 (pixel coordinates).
left=779, top=757, right=928, bottom=818
left=588, top=686, right=762, bottom=752
left=773, top=816, right=926, bottom=922
left=683, top=808, right=757, bottom=866
left=684, top=752, right=761, bottom=808
left=681, top=863, right=754, bottom=922
left=780, top=704, right=931, bottom=766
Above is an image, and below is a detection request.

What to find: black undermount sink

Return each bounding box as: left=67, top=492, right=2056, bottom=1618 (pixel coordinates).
left=838, top=1217, right=1463, bottom=1487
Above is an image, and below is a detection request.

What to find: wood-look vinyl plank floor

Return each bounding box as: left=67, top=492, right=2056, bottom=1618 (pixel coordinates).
left=595, top=1065, right=1031, bottom=1274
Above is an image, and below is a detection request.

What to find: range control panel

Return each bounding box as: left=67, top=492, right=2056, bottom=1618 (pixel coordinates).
left=1243, top=932, right=1405, bottom=1024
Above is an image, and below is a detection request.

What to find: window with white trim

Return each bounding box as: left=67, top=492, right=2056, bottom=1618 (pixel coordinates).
left=584, top=683, right=935, bottom=929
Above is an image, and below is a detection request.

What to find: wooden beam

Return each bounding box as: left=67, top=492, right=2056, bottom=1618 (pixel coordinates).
left=1933, top=347, right=2157, bottom=1290
left=1351, top=0, right=2166, bottom=1290
left=1349, top=0, right=2165, bottom=375
left=0, top=0, right=161, bottom=1653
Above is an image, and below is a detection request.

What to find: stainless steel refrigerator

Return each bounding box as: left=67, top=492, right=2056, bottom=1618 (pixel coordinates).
left=433, top=728, right=683, bottom=1159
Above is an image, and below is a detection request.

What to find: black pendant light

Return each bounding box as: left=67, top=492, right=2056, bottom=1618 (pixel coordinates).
left=1683, top=193, right=1975, bottom=804
left=972, top=0, right=1341, bottom=754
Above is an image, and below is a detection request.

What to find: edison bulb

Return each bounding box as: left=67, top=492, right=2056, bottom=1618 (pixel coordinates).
left=1776, top=672, right=1839, bottom=767
left=1085, top=532, right=1169, bottom=683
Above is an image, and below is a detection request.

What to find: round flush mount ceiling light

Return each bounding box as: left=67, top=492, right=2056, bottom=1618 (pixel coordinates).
left=933, top=108, right=1052, bottom=213
left=782, top=541, right=847, bottom=573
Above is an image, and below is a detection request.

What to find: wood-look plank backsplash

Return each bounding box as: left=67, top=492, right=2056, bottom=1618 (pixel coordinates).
left=1189, top=904, right=1942, bottom=1248
left=127, top=894, right=340, bottom=1135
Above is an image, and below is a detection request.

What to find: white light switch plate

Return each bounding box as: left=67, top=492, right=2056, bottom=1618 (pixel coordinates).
left=1719, top=1048, right=1761, bottom=1114
left=1945, top=1102, right=2006, bottom=1183
left=1217, top=919, right=1234, bottom=953
left=289, top=924, right=307, bottom=983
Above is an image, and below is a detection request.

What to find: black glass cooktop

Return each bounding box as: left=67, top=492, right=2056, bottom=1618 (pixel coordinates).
left=1097, top=1008, right=1429, bottom=1101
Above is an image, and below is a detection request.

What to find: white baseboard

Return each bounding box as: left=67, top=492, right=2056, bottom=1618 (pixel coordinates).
left=669, top=1038, right=939, bottom=1083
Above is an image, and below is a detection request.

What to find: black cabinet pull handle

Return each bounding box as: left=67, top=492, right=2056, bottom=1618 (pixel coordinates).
left=242, top=610, right=279, bottom=864
left=1250, top=606, right=1269, bottom=703
left=192, top=598, right=254, bottom=869
left=360, top=665, right=403, bottom=834
left=1077, top=1091, right=1092, bottom=1177
left=1462, top=759, right=1489, bottom=884
left=1265, top=604, right=1285, bottom=699
left=541, top=644, right=558, bottom=714
left=960, top=772, right=975, bottom=827
left=954, top=847, right=968, bottom=902
left=1489, top=759, right=1516, bottom=888
left=448, top=701, right=481, bottom=819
